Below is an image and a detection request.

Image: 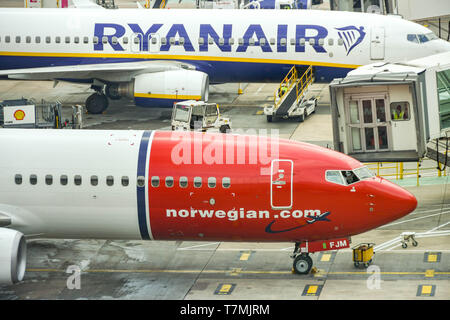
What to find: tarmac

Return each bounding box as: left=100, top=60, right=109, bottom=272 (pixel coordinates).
left=0, top=0, right=449, bottom=301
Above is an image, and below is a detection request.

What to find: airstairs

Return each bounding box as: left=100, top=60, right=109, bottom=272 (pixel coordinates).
left=264, top=65, right=315, bottom=122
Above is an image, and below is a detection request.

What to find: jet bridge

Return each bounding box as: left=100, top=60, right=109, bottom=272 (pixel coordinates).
left=329, top=51, right=450, bottom=164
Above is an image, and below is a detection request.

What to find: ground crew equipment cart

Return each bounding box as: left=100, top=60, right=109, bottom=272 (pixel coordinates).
left=352, top=243, right=375, bottom=268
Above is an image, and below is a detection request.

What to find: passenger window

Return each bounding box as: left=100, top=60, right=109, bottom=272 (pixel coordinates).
left=93, top=36, right=99, bottom=44
left=318, top=39, right=324, bottom=46
left=338, top=38, right=343, bottom=46
left=122, top=36, right=128, bottom=44
left=309, top=38, right=315, bottom=45
left=74, top=175, right=82, bottom=186
left=300, top=38, right=305, bottom=46
left=390, top=102, right=410, bottom=121
left=137, top=176, right=146, bottom=187
left=15, top=174, right=22, bottom=185
left=179, top=37, right=185, bottom=45
left=26, top=36, right=31, bottom=44
left=35, top=36, right=41, bottom=44
left=121, top=176, right=129, bottom=187
left=270, top=38, right=276, bottom=45
left=46, top=36, right=51, bottom=44
left=179, top=176, right=188, bottom=188
left=198, top=37, right=204, bottom=45
left=207, top=37, right=213, bottom=45
left=83, top=36, right=89, bottom=44
left=219, top=38, right=225, bottom=46
left=328, top=38, right=334, bottom=46
left=325, top=171, right=345, bottom=185
left=229, top=38, right=234, bottom=45
left=15, top=36, right=21, bottom=43
left=91, top=175, right=98, bottom=186
left=165, top=176, right=174, bottom=188
left=290, top=38, right=295, bottom=45
left=222, top=177, right=231, bottom=188
left=280, top=38, right=287, bottom=46
left=238, top=38, right=244, bottom=45
left=151, top=176, right=159, bottom=187
left=160, top=37, right=167, bottom=45
left=170, top=37, right=175, bottom=45
left=102, top=36, right=108, bottom=44
left=74, top=36, right=80, bottom=44
left=106, top=175, right=114, bottom=186
left=30, top=174, right=37, bottom=185
left=5, top=36, right=10, bottom=43
left=55, top=36, right=61, bottom=44
left=45, top=175, right=53, bottom=185
left=60, top=175, right=68, bottom=186
left=208, top=177, right=216, bottom=188
left=111, top=37, right=118, bottom=45
left=65, top=36, right=70, bottom=44
left=194, top=177, right=202, bottom=188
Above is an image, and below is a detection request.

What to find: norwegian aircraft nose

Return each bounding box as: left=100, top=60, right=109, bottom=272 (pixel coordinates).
left=381, top=180, right=417, bottom=221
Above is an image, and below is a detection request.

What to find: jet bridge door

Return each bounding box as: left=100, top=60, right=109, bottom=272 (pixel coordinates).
left=370, top=27, right=385, bottom=60
left=270, top=159, right=293, bottom=210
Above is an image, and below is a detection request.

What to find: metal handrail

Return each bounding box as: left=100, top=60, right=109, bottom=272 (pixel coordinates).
left=273, top=65, right=313, bottom=110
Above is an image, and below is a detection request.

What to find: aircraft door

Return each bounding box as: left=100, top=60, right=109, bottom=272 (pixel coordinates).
left=370, top=27, right=385, bottom=60
left=270, top=159, right=293, bottom=210
left=149, top=33, right=160, bottom=53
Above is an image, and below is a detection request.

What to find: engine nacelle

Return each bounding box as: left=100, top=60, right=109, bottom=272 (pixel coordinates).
left=118, top=69, right=209, bottom=108
left=0, top=228, right=27, bottom=284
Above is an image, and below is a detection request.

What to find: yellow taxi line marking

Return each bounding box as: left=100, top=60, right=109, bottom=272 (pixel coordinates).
left=26, top=268, right=450, bottom=276
left=321, top=253, right=331, bottom=262
left=425, top=269, right=435, bottom=278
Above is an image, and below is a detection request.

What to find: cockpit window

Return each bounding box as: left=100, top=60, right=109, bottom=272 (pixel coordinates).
left=407, top=33, right=438, bottom=44
left=325, top=171, right=346, bottom=185
left=353, top=166, right=374, bottom=180
left=326, top=166, right=373, bottom=186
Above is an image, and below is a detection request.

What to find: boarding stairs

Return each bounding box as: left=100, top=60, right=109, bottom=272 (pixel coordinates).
left=273, top=65, right=313, bottom=117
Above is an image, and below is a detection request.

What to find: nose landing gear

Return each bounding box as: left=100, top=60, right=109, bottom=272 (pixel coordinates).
left=291, top=242, right=313, bottom=274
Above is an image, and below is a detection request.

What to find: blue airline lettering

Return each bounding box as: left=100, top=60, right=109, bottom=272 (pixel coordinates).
left=128, top=23, right=163, bottom=51
left=93, top=23, right=333, bottom=53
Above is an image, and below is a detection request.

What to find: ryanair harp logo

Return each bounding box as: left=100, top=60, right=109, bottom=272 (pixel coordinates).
left=336, top=26, right=366, bottom=55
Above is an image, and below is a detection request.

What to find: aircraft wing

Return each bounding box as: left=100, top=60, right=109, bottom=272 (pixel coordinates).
left=0, top=60, right=197, bottom=82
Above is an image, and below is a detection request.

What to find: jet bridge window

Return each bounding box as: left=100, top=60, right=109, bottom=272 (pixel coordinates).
left=390, top=102, right=410, bottom=121
left=15, top=174, right=22, bottom=185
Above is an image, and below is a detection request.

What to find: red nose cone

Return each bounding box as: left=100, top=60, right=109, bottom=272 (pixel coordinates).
left=385, top=180, right=417, bottom=220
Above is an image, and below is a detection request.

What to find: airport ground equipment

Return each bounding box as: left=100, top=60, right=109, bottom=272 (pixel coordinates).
left=401, top=232, right=418, bottom=249
left=264, top=65, right=316, bottom=123
left=171, top=100, right=231, bottom=133
left=330, top=51, right=450, bottom=163
left=352, top=243, right=374, bottom=268
left=0, top=99, right=82, bottom=129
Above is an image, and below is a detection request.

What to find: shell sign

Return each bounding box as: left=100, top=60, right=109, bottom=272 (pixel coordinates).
left=13, top=109, right=26, bottom=121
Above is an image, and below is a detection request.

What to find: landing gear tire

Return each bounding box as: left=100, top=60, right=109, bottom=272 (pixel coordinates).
left=293, top=254, right=313, bottom=275
left=86, top=93, right=109, bottom=114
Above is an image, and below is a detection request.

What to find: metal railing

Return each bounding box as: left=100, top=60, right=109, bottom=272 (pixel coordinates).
left=273, top=65, right=313, bottom=110
left=365, top=159, right=448, bottom=186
